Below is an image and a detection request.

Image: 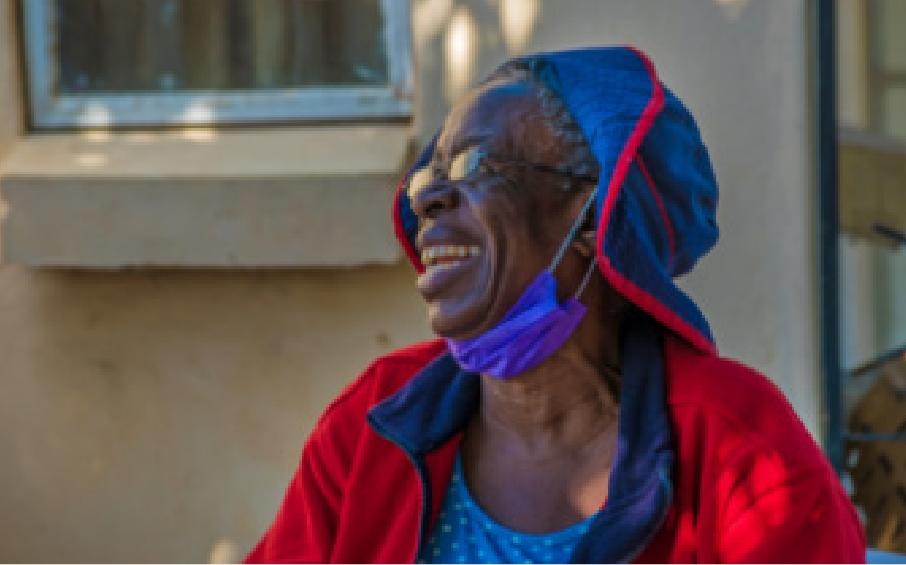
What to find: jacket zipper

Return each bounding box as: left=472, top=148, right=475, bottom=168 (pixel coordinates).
left=407, top=454, right=432, bottom=562
left=367, top=422, right=432, bottom=563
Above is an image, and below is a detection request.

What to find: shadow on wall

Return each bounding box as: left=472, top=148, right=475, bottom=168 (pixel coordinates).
left=411, top=0, right=756, bottom=137
left=714, top=0, right=752, bottom=21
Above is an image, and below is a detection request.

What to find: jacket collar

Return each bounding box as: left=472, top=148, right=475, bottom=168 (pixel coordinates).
left=570, top=314, right=675, bottom=563
left=367, top=314, right=674, bottom=563
left=367, top=352, right=478, bottom=456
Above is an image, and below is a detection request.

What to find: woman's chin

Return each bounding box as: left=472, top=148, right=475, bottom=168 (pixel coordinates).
left=429, top=316, right=469, bottom=341
left=427, top=305, right=488, bottom=341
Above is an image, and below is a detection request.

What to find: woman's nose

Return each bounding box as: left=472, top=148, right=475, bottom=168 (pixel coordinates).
left=410, top=183, right=458, bottom=219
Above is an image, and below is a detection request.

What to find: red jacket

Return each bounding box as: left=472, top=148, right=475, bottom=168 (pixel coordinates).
left=246, top=335, right=865, bottom=563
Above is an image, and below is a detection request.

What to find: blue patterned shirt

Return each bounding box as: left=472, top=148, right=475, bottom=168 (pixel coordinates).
left=417, top=454, right=598, bottom=564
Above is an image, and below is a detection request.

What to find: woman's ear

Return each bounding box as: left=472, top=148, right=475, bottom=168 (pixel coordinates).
left=567, top=182, right=598, bottom=258
left=572, top=229, right=596, bottom=258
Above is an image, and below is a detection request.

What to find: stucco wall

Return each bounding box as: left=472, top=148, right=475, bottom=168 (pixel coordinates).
left=0, top=0, right=817, bottom=562
left=0, top=265, right=431, bottom=562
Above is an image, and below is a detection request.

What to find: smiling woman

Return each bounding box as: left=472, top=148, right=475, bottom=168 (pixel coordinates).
left=245, top=46, right=866, bottom=564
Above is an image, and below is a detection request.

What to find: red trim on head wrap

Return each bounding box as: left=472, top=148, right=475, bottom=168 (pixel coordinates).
left=392, top=178, right=425, bottom=273
left=595, top=46, right=716, bottom=355
left=637, top=154, right=677, bottom=269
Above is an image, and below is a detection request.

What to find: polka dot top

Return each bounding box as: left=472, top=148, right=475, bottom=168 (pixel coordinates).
left=417, top=454, right=599, bottom=564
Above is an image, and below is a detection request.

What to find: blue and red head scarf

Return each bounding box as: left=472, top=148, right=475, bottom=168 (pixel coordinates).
left=393, top=46, right=719, bottom=355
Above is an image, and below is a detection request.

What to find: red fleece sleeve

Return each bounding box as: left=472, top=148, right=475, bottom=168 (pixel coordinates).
left=717, top=462, right=866, bottom=563
left=244, top=422, right=347, bottom=564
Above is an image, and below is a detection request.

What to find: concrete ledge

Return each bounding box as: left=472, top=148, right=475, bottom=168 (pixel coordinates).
left=0, top=126, right=412, bottom=267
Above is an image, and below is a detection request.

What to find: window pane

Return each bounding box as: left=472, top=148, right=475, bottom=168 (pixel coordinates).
left=55, top=0, right=390, bottom=94
left=877, top=0, right=906, bottom=72
left=883, top=86, right=906, bottom=141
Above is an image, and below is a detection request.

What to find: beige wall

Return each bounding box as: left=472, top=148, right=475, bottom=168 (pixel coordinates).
left=0, top=265, right=432, bottom=562
left=0, top=0, right=820, bottom=562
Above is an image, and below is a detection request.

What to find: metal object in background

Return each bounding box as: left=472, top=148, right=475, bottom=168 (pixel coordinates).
left=874, top=224, right=906, bottom=247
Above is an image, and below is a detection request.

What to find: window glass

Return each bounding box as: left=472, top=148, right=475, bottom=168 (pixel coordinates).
left=839, top=1, right=906, bottom=555
left=883, top=87, right=906, bottom=140
left=55, top=0, right=390, bottom=94
left=22, top=0, right=411, bottom=126
left=878, top=0, right=906, bottom=72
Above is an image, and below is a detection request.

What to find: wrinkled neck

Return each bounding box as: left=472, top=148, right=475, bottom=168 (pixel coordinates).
left=476, top=307, right=623, bottom=446
left=477, top=346, right=620, bottom=452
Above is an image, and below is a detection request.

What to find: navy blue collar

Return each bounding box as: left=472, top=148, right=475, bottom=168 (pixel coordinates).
left=367, top=315, right=675, bottom=563
left=367, top=352, right=479, bottom=455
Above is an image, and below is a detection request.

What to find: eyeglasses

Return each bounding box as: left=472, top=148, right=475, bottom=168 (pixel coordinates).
left=405, top=145, right=598, bottom=199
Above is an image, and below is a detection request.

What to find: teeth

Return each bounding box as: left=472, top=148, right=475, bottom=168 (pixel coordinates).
left=420, top=245, right=481, bottom=266
left=425, top=262, right=459, bottom=273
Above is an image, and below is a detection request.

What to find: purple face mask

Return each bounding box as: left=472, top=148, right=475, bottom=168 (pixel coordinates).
left=445, top=187, right=599, bottom=379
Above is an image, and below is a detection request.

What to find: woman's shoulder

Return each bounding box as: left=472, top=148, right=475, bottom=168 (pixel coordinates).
left=660, top=336, right=864, bottom=563
left=662, top=334, right=823, bottom=466
left=663, top=334, right=792, bottom=408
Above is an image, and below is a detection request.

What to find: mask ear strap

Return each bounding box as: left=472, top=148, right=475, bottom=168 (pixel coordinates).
left=548, top=186, right=600, bottom=273
left=574, top=259, right=598, bottom=300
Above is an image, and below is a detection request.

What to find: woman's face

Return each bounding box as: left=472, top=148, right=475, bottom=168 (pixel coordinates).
left=409, top=79, right=588, bottom=340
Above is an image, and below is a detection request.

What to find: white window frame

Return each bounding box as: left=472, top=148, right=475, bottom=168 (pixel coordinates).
left=21, top=0, right=413, bottom=128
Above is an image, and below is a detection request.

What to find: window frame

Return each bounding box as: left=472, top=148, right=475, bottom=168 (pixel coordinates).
left=20, top=0, right=413, bottom=128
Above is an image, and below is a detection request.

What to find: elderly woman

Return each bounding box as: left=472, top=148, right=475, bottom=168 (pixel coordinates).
left=246, top=47, right=864, bottom=563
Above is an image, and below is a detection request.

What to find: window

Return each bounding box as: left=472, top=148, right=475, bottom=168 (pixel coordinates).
left=842, top=0, right=906, bottom=373
left=834, top=0, right=906, bottom=554
left=21, top=0, right=412, bottom=128
left=868, top=0, right=906, bottom=139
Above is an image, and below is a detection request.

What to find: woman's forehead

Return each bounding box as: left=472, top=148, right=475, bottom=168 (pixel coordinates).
left=436, top=79, right=543, bottom=159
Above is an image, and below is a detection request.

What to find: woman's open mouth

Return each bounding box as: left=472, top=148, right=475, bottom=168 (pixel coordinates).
left=421, top=245, right=481, bottom=268
left=417, top=244, right=482, bottom=296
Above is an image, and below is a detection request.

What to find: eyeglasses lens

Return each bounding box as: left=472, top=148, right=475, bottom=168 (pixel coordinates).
left=406, top=167, right=433, bottom=197
left=407, top=147, right=486, bottom=197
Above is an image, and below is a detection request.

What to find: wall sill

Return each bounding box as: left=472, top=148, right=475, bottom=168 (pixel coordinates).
left=0, top=125, right=413, bottom=267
